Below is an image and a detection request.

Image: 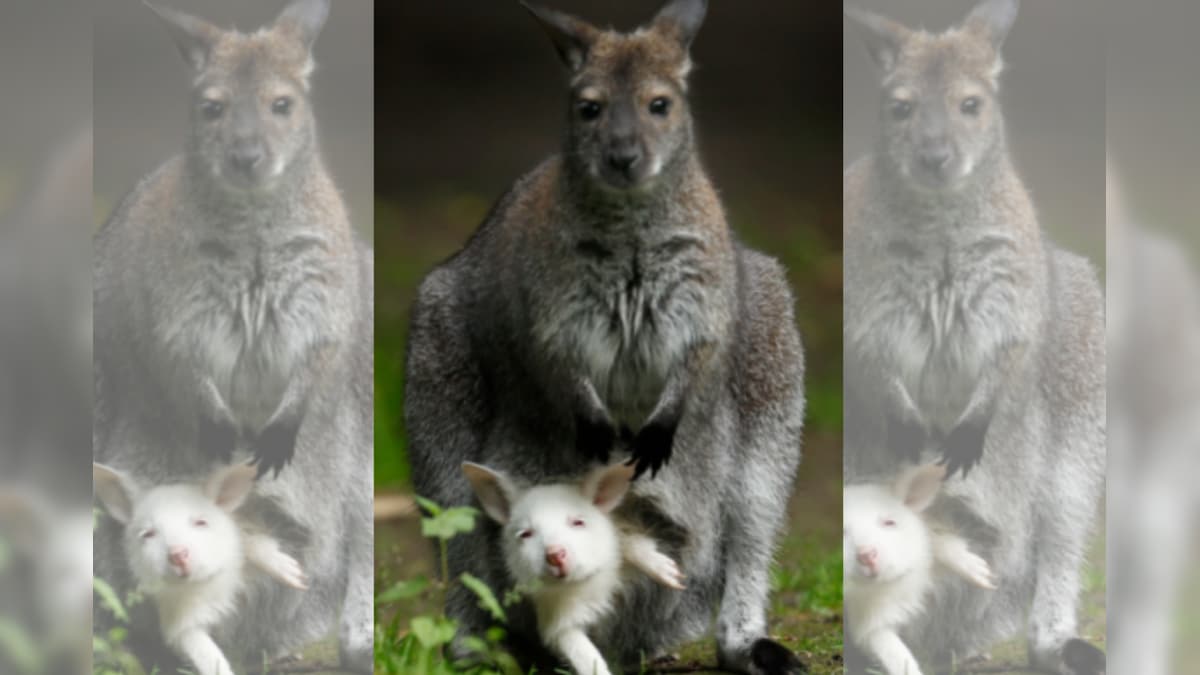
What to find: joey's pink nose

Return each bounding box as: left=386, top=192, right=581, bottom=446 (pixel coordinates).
left=545, top=545, right=568, bottom=570
left=856, top=546, right=878, bottom=570
left=168, top=546, right=190, bottom=571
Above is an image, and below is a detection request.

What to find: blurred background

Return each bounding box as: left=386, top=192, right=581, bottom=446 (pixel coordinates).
left=374, top=1, right=843, bottom=672
left=843, top=2, right=1104, bottom=672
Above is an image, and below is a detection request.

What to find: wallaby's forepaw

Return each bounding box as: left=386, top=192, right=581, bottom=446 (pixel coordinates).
left=959, top=550, right=997, bottom=590
left=264, top=548, right=309, bottom=590
left=1061, top=638, right=1105, bottom=675
left=252, top=421, right=299, bottom=479
left=748, top=638, right=806, bottom=675
left=886, top=412, right=926, bottom=464
left=939, top=417, right=988, bottom=479
left=575, top=412, right=616, bottom=464
left=630, top=419, right=675, bottom=479
left=198, top=417, right=237, bottom=464
left=642, top=550, right=686, bottom=590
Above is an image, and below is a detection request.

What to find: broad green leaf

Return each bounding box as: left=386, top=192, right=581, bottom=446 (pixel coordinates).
left=460, top=572, right=505, bottom=623
left=410, top=615, right=458, bottom=649
left=413, top=495, right=442, bottom=516
left=93, top=577, right=129, bottom=622
left=376, top=576, right=431, bottom=604
left=421, top=505, right=479, bottom=540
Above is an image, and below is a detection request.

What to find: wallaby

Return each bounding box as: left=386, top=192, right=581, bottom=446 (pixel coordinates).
left=843, top=464, right=996, bottom=675
left=404, top=1, right=805, bottom=672
left=93, top=462, right=307, bottom=675
left=463, top=461, right=685, bottom=675
left=843, top=1, right=1105, bottom=673
left=93, top=1, right=373, bottom=671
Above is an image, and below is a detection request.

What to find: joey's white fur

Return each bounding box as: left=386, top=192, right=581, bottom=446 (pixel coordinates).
left=844, top=464, right=996, bottom=675
left=93, top=462, right=307, bottom=675
left=462, top=461, right=684, bottom=675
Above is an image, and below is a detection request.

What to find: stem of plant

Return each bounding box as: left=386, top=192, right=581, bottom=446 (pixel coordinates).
left=440, top=538, right=450, bottom=587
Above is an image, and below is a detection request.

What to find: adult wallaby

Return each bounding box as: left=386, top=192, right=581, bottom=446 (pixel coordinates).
left=405, top=1, right=805, bottom=672
left=93, top=0, right=373, bottom=671
left=843, top=1, right=1105, bottom=673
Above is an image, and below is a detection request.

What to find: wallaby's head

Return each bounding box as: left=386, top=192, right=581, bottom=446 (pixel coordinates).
left=843, top=463, right=944, bottom=585
left=523, top=0, right=707, bottom=194
left=147, top=0, right=331, bottom=193
left=847, top=0, right=1018, bottom=192
left=93, top=462, right=256, bottom=590
left=462, top=461, right=633, bottom=587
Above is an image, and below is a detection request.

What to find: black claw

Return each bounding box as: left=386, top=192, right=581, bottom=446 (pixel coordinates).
left=630, top=419, right=675, bottom=480
left=886, top=412, right=926, bottom=464
left=749, top=638, right=806, bottom=675
left=198, top=416, right=237, bottom=464
left=940, top=417, right=988, bottom=479
left=253, top=422, right=299, bottom=479
left=1062, top=638, right=1105, bottom=675
left=575, top=413, right=616, bottom=464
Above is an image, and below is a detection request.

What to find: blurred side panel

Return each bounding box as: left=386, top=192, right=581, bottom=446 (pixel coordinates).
left=0, top=0, right=93, bottom=674
left=1107, top=1, right=1200, bottom=673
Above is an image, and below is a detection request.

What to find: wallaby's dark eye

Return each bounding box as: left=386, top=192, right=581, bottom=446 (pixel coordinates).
left=272, top=97, right=293, bottom=116
left=200, top=99, right=225, bottom=120
left=577, top=100, right=603, bottom=121
left=889, top=99, right=913, bottom=121
left=649, top=97, right=671, bottom=116
left=960, top=96, right=982, bottom=116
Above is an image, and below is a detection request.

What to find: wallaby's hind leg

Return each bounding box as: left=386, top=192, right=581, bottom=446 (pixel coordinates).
left=338, top=497, right=375, bottom=673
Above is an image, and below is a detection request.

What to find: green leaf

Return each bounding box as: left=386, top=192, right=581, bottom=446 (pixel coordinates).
left=421, top=505, right=479, bottom=540
left=460, top=573, right=506, bottom=623
left=93, top=577, right=129, bottom=623
left=410, top=615, right=458, bottom=649
left=0, top=618, right=40, bottom=671
left=413, top=495, right=442, bottom=517
left=376, top=576, right=431, bottom=604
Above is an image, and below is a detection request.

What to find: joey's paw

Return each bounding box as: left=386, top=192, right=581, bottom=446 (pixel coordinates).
left=960, top=551, right=998, bottom=590
left=940, top=418, right=988, bottom=479
left=265, top=549, right=309, bottom=590
left=748, top=638, right=806, bottom=675
left=1061, top=638, right=1105, bottom=675
left=198, top=417, right=237, bottom=464
left=643, top=550, right=686, bottom=590
left=630, top=419, right=675, bottom=479
left=253, top=422, right=299, bottom=479
left=886, top=412, right=926, bottom=464
left=575, top=413, right=616, bottom=464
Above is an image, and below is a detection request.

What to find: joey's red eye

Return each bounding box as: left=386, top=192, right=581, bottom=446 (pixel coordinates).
left=140, top=529, right=156, bottom=540
left=194, top=519, right=208, bottom=528
left=570, top=518, right=585, bottom=528
left=518, top=529, right=534, bottom=540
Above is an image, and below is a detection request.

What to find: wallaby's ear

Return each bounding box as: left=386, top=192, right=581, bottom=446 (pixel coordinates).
left=521, top=2, right=600, bottom=73
left=651, top=0, right=708, bottom=51
left=93, top=463, right=138, bottom=524
left=581, top=462, right=636, bottom=514
left=893, top=463, right=946, bottom=513
left=204, top=463, right=258, bottom=513
left=145, top=1, right=222, bottom=72
left=963, top=0, right=1019, bottom=52
left=273, top=0, right=331, bottom=53
left=844, top=5, right=910, bottom=73
left=462, top=462, right=518, bottom=524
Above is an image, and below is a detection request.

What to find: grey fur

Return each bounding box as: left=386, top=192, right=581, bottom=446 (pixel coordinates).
left=843, top=1, right=1104, bottom=673
left=93, top=0, right=372, bottom=671
left=404, top=1, right=804, bottom=673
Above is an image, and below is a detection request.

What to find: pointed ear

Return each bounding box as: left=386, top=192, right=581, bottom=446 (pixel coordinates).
left=204, top=463, right=257, bottom=513
left=651, top=0, right=707, bottom=51
left=93, top=463, right=138, bottom=524
left=581, top=463, right=636, bottom=514
left=273, top=0, right=331, bottom=53
left=462, top=462, right=518, bottom=524
left=145, top=1, right=222, bottom=72
left=893, top=463, right=946, bottom=513
left=520, top=2, right=600, bottom=73
left=963, top=0, right=1019, bottom=52
left=844, top=5, right=911, bottom=73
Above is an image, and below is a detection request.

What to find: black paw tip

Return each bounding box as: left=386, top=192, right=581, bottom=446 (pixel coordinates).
left=199, top=418, right=237, bottom=463
left=575, top=415, right=616, bottom=464
left=886, top=414, right=925, bottom=463
left=631, top=420, right=675, bottom=480
left=750, top=638, right=806, bottom=675
left=253, top=423, right=298, bottom=479
left=1062, top=638, right=1105, bottom=675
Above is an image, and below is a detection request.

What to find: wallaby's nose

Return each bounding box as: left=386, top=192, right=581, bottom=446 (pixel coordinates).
left=607, top=149, right=642, bottom=175
left=856, top=546, right=878, bottom=570
left=230, top=147, right=264, bottom=172
left=168, top=546, right=190, bottom=571
left=545, top=545, right=568, bottom=570
left=918, top=146, right=953, bottom=173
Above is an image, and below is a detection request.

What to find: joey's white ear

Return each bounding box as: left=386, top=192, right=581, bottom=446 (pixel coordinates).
left=205, top=463, right=258, bottom=513
left=844, top=5, right=911, bottom=73
left=581, top=462, right=636, bottom=513
left=145, top=1, right=222, bottom=72
left=93, top=463, right=138, bottom=524
left=462, top=462, right=518, bottom=524
left=893, top=463, right=946, bottom=513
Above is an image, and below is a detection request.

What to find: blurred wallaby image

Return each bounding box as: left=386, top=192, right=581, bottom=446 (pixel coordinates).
left=400, top=0, right=809, bottom=672
left=92, top=0, right=373, bottom=672
left=843, top=1, right=1105, bottom=673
